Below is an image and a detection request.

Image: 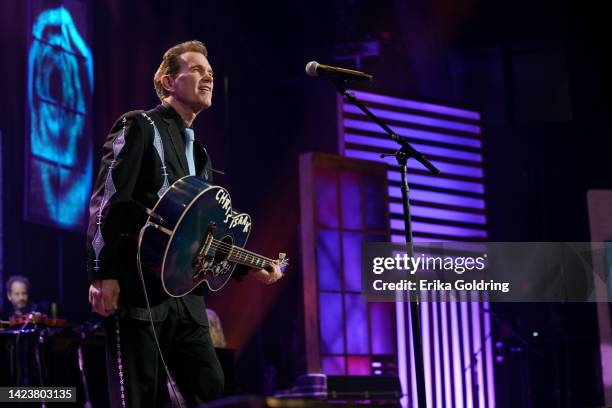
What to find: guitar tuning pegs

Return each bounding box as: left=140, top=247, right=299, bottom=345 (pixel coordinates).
left=277, top=252, right=289, bottom=272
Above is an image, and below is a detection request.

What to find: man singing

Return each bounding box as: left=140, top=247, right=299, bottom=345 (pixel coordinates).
left=87, top=40, right=283, bottom=408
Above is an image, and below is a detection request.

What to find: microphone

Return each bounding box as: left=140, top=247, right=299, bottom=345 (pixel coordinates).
left=305, top=61, right=373, bottom=82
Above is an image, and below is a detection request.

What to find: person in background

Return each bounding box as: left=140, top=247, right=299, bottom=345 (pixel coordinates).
left=5, top=275, right=31, bottom=318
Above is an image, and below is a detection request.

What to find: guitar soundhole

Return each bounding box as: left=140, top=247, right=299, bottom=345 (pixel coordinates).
left=213, top=235, right=233, bottom=263
left=193, top=234, right=235, bottom=282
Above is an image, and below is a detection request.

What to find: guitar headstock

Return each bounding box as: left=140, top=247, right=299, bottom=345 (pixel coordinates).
left=277, top=252, right=289, bottom=272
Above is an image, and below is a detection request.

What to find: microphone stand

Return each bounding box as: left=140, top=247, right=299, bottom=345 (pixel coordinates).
left=332, top=78, right=440, bottom=408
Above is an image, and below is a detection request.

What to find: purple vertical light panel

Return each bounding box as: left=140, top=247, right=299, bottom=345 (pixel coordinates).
left=322, top=356, right=346, bottom=375
left=406, top=300, right=418, bottom=408
left=363, top=173, right=388, bottom=231
left=345, top=294, right=369, bottom=354
left=370, top=302, right=394, bottom=354
left=472, top=298, right=486, bottom=408
left=395, top=294, right=410, bottom=408
left=450, top=298, right=465, bottom=407
left=440, top=295, right=453, bottom=407
left=319, top=293, right=345, bottom=355
left=431, top=295, right=443, bottom=406
left=484, top=300, right=496, bottom=407
left=317, top=230, right=341, bottom=291
left=420, top=294, right=434, bottom=407
left=342, top=232, right=363, bottom=292
left=461, top=298, right=474, bottom=408
left=340, top=170, right=363, bottom=230
left=315, top=168, right=339, bottom=228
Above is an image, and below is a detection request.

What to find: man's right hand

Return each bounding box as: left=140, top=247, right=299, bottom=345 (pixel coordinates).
left=89, top=279, right=120, bottom=317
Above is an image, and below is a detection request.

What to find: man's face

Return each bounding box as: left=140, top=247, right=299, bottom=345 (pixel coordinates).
left=169, top=51, right=214, bottom=113
left=7, top=282, right=29, bottom=310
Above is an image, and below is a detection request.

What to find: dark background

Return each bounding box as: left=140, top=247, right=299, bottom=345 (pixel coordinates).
left=1, top=0, right=611, bottom=405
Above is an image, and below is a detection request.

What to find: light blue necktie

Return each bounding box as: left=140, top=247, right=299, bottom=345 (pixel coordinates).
left=184, top=128, right=196, bottom=176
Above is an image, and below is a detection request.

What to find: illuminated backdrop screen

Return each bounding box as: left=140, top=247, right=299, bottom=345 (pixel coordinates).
left=25, top=0, right=93, bottom=230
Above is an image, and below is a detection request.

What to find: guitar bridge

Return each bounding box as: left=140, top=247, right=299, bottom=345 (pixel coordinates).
left=192, top=222, right=217, bottom=280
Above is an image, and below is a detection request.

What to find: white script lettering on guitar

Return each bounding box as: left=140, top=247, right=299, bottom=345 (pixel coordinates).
left=229, top=213, right=251, bottom=232
left=215, top=189, right=251, bottom=232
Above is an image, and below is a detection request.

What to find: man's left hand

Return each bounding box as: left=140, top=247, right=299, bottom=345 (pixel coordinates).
left=252, top=261, right=283, bottom=285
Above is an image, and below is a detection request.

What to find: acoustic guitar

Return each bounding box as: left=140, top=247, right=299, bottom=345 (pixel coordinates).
left=138, top=176, right=288, bottom=297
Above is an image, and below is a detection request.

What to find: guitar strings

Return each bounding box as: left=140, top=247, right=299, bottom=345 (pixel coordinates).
left=207, top=249, right=273, bottom=268
left=207, top=238, right=274, bottom=261
left=204, top=240, right=276, bottom=266
left=207, top=241, right=271, bottom=260
left=192, top=234, right=286, bottom=269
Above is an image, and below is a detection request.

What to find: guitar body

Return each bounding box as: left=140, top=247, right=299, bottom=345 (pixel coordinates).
left=138, top=176, right=252, bottom=297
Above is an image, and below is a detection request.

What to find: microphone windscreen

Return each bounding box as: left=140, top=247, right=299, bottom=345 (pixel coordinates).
left=305, top=61, right=320, bottom=77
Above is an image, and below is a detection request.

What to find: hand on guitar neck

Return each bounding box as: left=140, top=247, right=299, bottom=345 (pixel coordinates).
left=251, top=260, right=284, bottom=285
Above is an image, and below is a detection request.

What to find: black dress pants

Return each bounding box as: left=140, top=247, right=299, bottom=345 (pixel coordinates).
left=106, top=299, right=224, bottom=407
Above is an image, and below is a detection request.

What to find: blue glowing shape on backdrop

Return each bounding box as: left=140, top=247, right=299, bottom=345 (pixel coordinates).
left=27, top=6, right=93, bottom=228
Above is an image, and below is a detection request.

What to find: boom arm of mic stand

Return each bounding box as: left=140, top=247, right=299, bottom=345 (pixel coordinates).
left=332, top=79, right=441, bottom=175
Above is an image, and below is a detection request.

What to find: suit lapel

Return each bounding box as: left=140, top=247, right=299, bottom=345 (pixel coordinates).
left=162, top=116, right=190, bottom=176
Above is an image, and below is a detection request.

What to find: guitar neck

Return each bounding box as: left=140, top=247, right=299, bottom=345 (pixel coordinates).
left=228, top=246, right=274, bottom=270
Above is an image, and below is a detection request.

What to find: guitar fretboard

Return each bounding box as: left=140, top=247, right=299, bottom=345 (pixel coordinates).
left=210, top=239, right=274, bottom=270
